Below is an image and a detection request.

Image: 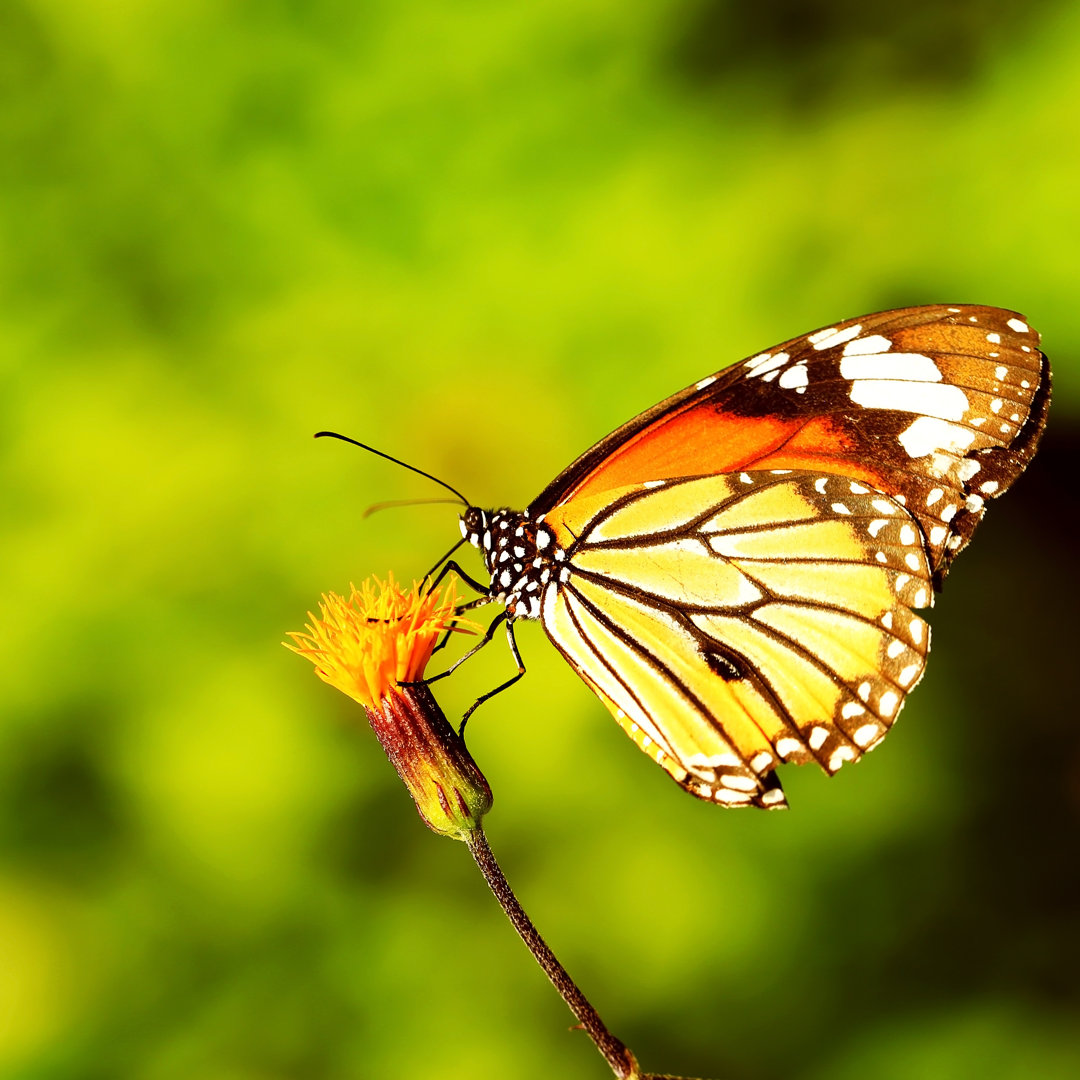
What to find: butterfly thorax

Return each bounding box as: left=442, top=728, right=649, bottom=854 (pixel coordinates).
left=460, top=506, right=568, bottom=620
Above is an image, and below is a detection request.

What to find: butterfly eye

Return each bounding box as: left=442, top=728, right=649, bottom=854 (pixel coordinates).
left=460, top=506, right=484, bottom=540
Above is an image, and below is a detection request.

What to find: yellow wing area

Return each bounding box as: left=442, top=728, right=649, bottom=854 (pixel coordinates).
left=539, top=471, right=933, bottom=808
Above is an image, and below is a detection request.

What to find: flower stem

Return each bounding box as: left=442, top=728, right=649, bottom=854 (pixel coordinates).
left=466, top=827, right=640, bottom=1079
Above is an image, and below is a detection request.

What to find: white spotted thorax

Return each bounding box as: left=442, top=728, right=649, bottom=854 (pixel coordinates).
left=460, top=506, right=565, bottom=620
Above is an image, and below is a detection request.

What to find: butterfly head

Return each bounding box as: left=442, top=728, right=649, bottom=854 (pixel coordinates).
left=459, top=506, right=562, bottom=620
left=459, top=505, right=489, bottom=548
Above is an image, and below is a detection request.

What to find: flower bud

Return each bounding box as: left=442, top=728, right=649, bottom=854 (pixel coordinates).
left=287, top=575, right=491, bottom=839
left=370, top=680, right=492, bottom=838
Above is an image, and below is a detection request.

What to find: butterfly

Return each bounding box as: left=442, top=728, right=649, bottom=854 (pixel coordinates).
left=452, top=305, right=1050, bottom=808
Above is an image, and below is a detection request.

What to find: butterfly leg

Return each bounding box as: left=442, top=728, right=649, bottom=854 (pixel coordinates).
left=417, top=609, right=508, bottom=688
left=431, top=595, right=492, bottom=656
left=459, top=618, right=526, bottom=735
left=429, top=599, right=499, bottom=659
left=425, top=558, right=492, bottom=599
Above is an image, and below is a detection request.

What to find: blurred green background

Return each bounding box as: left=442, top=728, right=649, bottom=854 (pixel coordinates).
left=2, top=2, right=1078, bottom=1078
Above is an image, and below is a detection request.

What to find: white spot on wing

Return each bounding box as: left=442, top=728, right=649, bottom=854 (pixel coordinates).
left=696, top=375, right=717, bottom=390
left=747, top=352, right=790, bottom=378
left=854, top=722, right=880, bottom=747
left=840, top=352, right=942, bottom=382
left=898, top=663, right=920, bottom=687
left=829, top=746, right=856, bottom=770
left=721, top=774, right=758, bottom=792
left=897, top=416, right=976, bottom=460
left=852, top=381, right=968, bottom=421
left=714, top=788, right=752, bottom=805
left=776, top=737, right=802, bottom=759
left=1006, top=317, right=1029, bottom=333
left=811, top=324, right=862, bottom=350
left=778, top=363, right=809, bottom=390
left=842, top=334, right=893, bottom=357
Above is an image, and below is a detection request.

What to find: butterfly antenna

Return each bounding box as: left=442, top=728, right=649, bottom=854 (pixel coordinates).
left=362, top=497, right=465, bottom=520
left=314, top=431, right=470, bottom=505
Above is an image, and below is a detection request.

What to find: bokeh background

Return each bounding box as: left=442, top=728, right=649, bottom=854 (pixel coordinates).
left=2, top=2, right=1078, bottom=1078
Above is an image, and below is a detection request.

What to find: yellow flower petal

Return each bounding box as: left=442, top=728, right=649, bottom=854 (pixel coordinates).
left=286, top=574, right=475, bottom=710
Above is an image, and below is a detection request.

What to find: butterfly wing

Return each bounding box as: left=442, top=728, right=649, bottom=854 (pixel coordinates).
left=540, top=470, right=934, bottom=807
left=525, top=305, right=1049, bottom=805
left=533, top=305, right=1050, bottom=583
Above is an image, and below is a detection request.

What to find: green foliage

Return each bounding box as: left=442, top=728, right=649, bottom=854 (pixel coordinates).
left=1, top=2, right=1077, bottom=1077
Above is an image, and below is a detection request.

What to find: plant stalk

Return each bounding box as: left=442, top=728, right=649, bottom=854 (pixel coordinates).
left=465, top=827, right=640, bottom=1079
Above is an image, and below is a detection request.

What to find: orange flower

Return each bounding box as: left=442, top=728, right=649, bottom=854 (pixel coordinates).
left=287, top=575, right=492, bottom=839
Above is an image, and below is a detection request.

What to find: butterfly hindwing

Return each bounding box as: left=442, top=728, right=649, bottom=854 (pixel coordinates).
left=539, top=471, right=932, bottom=807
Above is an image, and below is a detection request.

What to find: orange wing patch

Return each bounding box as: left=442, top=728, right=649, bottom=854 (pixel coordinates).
left=560, top=407, right=890, bottom=507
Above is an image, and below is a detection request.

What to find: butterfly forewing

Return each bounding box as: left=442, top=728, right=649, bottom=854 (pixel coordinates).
left=533, top=304, right=1049, bottom=582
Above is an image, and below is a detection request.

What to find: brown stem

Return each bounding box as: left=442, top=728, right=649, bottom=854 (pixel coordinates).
left=466, top=827, right=640, bottom=1079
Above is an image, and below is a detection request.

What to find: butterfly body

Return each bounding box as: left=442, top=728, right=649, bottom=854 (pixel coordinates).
left=459, top=305, right=1050, bottom=809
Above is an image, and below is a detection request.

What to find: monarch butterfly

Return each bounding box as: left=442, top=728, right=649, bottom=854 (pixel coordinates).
left=447, top=305, right=1050, bottom=809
